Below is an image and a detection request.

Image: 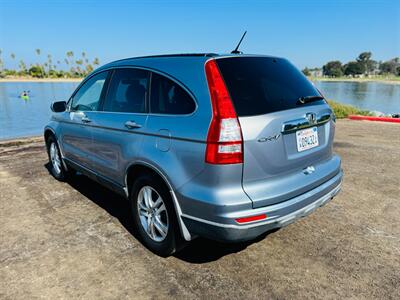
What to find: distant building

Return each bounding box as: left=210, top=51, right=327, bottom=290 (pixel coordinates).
left=310, top=68, right=323, bottom=77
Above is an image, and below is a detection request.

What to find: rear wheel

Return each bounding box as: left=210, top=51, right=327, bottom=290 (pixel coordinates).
left=46, top=135, right=75, bottom=181
left=130, top=173, right=181, bottom=256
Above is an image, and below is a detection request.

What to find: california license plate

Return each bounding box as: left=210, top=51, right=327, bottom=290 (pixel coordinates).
left=296, top=127, right=319, bottom=152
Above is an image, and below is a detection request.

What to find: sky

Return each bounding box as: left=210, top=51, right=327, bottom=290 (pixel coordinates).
left=0, top=0, right=399, bottom=70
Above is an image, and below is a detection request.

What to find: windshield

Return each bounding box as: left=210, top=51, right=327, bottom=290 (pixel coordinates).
left=216, top=57, right=324, bottom=117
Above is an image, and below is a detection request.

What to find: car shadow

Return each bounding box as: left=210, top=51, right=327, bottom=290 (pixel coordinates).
left=44, top=163, right=277, bottom=263
left=174, top=230, right=277, bottom=264
left=44, top=163, right=138, bottom=238
left=69, top=175, right=138, bottom=234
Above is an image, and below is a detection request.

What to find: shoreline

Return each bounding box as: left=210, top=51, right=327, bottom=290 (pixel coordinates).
left=0, top=78, right=83, bottom=83
left=309, top=77, right=400, bottom=85
left=0, top=136, right=42, bottom=147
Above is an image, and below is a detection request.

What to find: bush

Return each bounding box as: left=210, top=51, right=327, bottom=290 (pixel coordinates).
left=327, top=100, right=371, bottom=119
left=322, top=61, right=343, bottom=77
left=344, top=61, right=365, bottom=76
left=28, top=66, right=45, bottom=78
left=3, top=69, right=17, bottom=76
left=302, top=67, right=311, bottom=76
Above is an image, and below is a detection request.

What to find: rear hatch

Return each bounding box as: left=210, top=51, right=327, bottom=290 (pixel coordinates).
left=216, top=56, right=339, bottom=208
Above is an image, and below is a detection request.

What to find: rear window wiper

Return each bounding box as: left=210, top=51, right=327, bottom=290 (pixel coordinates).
left=297, top=95, right=324, bottom=105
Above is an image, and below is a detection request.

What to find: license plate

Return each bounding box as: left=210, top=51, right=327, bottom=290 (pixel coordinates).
left=296, top=127, right=319, bottom=152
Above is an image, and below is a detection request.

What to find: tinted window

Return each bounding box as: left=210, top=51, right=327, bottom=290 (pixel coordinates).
left=216, top=57, right=323, bottom=116
left=103, top=68, right=149, bottom=113
left=150, top=73, right=195, bottom=114
left=71, top=71, right=108, bottom=111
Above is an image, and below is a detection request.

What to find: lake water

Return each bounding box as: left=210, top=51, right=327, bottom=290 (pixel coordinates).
left=0, top=81, right=399, bottom=140
left=0, top=82, right=79, bottom=140
left=314, top=81, right=400, bottom=114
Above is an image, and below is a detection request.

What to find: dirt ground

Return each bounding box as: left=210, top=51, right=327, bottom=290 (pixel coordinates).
left=0, top=119, right=399, bottom=299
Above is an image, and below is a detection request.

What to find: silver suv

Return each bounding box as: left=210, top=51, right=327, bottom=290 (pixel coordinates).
left=45, top=54, right=343, bottom=256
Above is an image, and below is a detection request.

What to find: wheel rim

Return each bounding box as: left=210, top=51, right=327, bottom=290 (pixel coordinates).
left=49, top=142, right=62, bottom=175
left=137, top=186, right=169, bottom=242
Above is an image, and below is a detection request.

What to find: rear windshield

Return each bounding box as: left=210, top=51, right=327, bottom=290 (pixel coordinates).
left=216, top=57, right=324, bottom=117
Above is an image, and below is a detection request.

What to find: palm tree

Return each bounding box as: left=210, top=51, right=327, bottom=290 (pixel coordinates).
left=66, top=51, right=74, bottom=60
left=19, top=60, right=27, bottom=75
left=47, top=54, right=52, bottom=75
left=75, top=59, right=83, bottom=76
left=10, top=53, right=16, bottom=72
left=81, top=52, right=87, bottom=70
left=34, top=49, right=42, bottom=74
left=86, top=64, right=94, bottom=74
left=66, top=51, right=75, bottom=75
left=0, top=49, right=3, bottom=72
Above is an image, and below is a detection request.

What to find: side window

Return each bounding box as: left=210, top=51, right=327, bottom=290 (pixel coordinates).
left=70, top=71, right=108, bottom=111
left=103, top=68, right=149, bottom=113
left=150, top=73, right=195, bottom=115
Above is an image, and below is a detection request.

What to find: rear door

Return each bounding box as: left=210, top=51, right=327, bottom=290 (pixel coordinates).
left=216, top=57, right=338, bottom=208
left=89, top=68, right=150, bottom=185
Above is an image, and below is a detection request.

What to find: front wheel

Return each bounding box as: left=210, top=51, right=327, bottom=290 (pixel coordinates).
left=46, top=135, right=74, bottom=181
left=130, top=173, right=181, bottom=256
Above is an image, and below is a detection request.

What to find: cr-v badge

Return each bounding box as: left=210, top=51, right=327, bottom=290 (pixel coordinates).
left=258, top=134, right=281, bottom=142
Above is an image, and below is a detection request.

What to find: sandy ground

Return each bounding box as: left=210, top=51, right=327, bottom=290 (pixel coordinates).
left=0, top=119, right=399, bottom=299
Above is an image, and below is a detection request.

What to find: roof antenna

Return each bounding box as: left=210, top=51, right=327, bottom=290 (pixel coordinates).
left=231, top=31, right=247, bottom=54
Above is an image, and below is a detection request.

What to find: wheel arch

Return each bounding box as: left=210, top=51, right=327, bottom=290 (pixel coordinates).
left=44, top=126, right=70, bottom=170
left=44, top=127, right=56, bottom=144
left=125, top=161, right=192, bottom=241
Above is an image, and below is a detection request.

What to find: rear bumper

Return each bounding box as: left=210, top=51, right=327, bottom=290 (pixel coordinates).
left=182, top=169, right=343, bottom=242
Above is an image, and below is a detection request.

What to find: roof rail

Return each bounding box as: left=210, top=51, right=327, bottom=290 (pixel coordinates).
left=112, top=53, right=218, bottom=64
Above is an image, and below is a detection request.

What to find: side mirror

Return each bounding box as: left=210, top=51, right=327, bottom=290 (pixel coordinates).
left=51, top=101, right=67, bottom=113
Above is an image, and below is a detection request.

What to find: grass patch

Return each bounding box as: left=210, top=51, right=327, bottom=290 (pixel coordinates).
left=327, top=100, right=372, bottom=119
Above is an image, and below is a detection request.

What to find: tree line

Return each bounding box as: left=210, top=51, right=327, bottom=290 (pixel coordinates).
left=0, top=49, right=100, bottom=78
left=1, top=49, right=398, bottom=79
left=303, top=52, right=400, bottom=77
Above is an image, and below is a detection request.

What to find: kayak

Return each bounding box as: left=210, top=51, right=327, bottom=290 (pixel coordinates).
left=348, top=115, right=400, bottom=123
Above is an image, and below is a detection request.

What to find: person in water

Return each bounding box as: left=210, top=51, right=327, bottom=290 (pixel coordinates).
left=20, top=91, right=30, bottom=100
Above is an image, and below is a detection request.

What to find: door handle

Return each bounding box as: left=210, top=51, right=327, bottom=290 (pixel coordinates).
left=125, top=120, right=142, bottom=129
left=81, top=116, right=91, bottom=123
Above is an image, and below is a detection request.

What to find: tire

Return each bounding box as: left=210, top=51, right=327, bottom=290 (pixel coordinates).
left=130, top=173, right=181, bottom=257
left=46, top=135, right=75, bottom=181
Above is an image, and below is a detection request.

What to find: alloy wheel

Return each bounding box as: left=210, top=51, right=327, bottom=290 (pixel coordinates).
left=137, top=186, right=169, bottom=242
left=49, top=142, right=62, bottom=175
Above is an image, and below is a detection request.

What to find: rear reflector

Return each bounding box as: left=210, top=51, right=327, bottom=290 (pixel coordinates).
left=235, top=214, right=267, bottom=224
left=204, top=59, right=243, bottom=164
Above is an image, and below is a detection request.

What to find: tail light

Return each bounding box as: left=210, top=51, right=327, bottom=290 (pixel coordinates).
left=204, top=59, right=243, bottom=164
